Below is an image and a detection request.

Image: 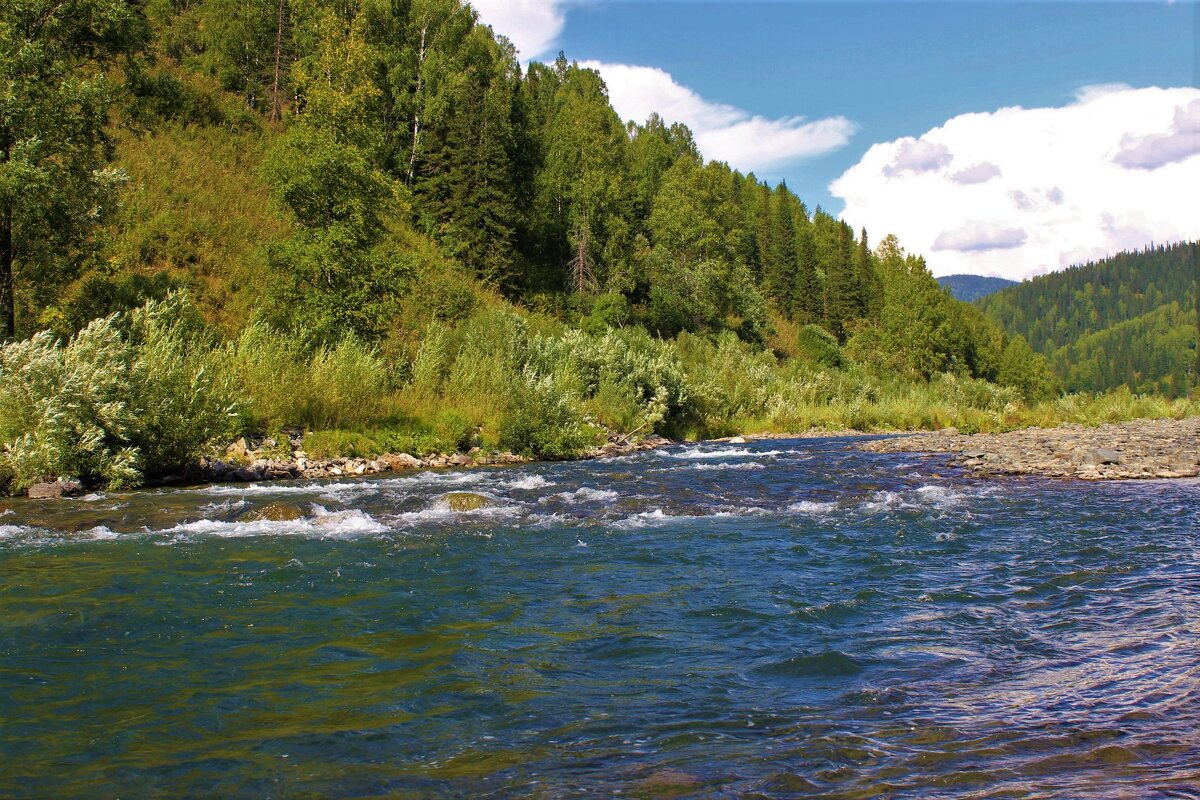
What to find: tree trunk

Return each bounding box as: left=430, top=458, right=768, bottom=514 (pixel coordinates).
left=0, top=205, right=14, bottom=341
left=407, top=25, right=428, bottom=184
left=269, top=0, right=286, bottom=122
left=0, top=140, right=12, bottom=340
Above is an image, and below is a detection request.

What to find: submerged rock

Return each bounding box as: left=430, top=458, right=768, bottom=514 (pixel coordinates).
left=443, top=492, right=493, bottom=512
left=240, top=502, right=305, bottom=522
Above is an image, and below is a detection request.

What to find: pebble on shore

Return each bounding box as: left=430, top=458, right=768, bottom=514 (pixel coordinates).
left=858, top=417, right=1200, bottom=480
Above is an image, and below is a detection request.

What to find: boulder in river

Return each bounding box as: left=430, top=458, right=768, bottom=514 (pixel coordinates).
left=443, top=492, right=493, bottom=512
left=240, top=502, right=306, bottom=522
left=27, top=478, right=85, bottom=499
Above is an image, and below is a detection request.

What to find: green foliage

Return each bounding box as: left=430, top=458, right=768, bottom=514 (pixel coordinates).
left=231, top=322, right=390, bottom=431
left=498, top=373, right=600, bottom=459
left=0, top=0, right=148, bottom=338
left=125, top=294, right=242, bottom=476
left=997, top=336, right=1057, bottom=403
left=978, top=242, right=1198, bottom=396
left=794, top=324, right=844, bottom=369
left=0, top=294, right=237, bottom=490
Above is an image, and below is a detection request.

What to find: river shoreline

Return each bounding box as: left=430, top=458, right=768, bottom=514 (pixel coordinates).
left=858, top=416, right=1200, bottom=480
left=15, top=416, right=1199, bottom=499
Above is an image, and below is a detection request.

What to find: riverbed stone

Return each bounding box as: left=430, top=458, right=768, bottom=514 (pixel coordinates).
left=858, top=417, right=1199, bottom=481
left=240, top=502, right=305, bottom=522
left=443, top=492, right=492, bottom=512
left=27, top=478, right=85, bottom=499
left=1082, top=448, right=1123, bottom=466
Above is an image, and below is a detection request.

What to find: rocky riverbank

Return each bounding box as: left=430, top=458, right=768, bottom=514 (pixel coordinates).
left=17, top=433, right=676, bottom=498
left=193, top=432, right=675, bottom=486
left=859, top=417, right=1200, bottom=480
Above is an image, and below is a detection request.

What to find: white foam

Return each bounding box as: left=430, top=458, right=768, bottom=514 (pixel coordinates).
left=503, top=475, right=555, bottom=491
left=553, top=487, right=619, bottom=503
left=689, top=462, right=767, bottom=472
left=84, top=526, right=122, bottom=540
left=611, top=508, right=744, bottom=529
left=162, top=504, right=386, bottom=540
left=0, top=524, right=31, bottom=539
left=202, top=481, right=355, bottom=497
left=789, top=500, right=839, bottom=515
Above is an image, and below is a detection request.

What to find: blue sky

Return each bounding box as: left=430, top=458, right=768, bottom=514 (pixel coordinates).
left=555, top=1, right=1195, bottom=211
left=474, top=1, right=1200, bottom=277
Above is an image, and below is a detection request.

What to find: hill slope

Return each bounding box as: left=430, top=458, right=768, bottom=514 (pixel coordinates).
left=976, top=243, right=1198, bottom=396
left=937, top=274, right=1016, bottom=302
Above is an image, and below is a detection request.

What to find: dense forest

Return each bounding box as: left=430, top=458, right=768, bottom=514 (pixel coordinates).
left=937, top=275, right=1016, bottom=303
left=978, top=243, right=1199, bottom=397
left=0, top=0, right=1192, bottom=493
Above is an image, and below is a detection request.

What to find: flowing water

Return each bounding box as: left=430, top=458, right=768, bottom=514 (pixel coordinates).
left=2, top=436, right=1199, bottom=798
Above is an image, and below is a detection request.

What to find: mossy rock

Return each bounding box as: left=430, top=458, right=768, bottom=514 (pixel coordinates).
left=442, top=492, right=493, bottom=512
left=240, top=502, right=306, bottom=522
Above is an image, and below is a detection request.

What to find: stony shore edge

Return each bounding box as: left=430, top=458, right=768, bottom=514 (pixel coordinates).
left=22, top=433, right=675, bottom=498
left=858, top=417, right=1200, bottom=481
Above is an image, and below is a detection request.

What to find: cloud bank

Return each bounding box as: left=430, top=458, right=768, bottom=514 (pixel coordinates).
left=581, top=61, right=856, bottom=174
left=831, top=85, right=1200, bottom=280
left=471, top=0, right=567, bottom=60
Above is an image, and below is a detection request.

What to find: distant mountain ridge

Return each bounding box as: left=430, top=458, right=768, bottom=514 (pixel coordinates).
left=936, top=274, right=1017, bottom=302
left=976, top=242, right=1198, bottom=397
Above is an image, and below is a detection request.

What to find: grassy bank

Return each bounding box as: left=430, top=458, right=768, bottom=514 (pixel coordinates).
left=1, top=293, right=1196, bottom=495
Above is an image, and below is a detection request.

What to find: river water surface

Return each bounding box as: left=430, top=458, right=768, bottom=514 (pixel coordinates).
left=2, top=436, right=1199, bottom=798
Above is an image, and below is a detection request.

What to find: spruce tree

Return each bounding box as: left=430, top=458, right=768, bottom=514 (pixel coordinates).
left=793, top=223, right=822, bottom=325
left=767, top=184, right=798, bottom=316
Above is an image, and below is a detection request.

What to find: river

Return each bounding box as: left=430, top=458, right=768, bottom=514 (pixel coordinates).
left=2, top=436, right=1199, bottom=797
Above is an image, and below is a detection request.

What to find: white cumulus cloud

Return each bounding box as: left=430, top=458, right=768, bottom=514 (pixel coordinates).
left=471, top=0, right=568, bottom=60
left=831, top=85, right=1200, bottom=280
left=581, top=61, right=856, bottom=174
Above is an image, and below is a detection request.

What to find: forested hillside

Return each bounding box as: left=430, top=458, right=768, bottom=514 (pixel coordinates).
left=977, top=243, right=1198, bottom=397
left=937, top=275, right=1016, bottom=303
left=2, top=0, right=1193, bottom=494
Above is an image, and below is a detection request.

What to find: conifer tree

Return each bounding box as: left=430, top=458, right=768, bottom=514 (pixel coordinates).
left=766, top=184, right=798, bottom=316
left=793, top=223, right=822, bottom=325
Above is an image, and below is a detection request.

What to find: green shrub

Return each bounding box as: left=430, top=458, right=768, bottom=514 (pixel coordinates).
left=126, top=294, right=242, bottom=477
left=0, top=293, right=238, bottom=490
left=232, top=323, right=390, bottom=431
left=303, top=430, right=381, bottom=459
left=795, top=324, right=844, bottom=369
left=498, top=373, right=600, bottom=459
left=433, top=410, right=477, bottom=452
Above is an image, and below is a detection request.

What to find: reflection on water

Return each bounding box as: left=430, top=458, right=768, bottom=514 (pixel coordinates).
left=2, top=437, right=1200, bottom=797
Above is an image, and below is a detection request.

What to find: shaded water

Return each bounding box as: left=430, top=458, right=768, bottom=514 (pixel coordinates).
left=2, top=437, right=1199, bottom=798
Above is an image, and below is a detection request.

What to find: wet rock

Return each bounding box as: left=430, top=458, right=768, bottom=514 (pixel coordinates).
left=728, top=436, right=751, bottom=444
left=27, top=478, right=85, bottom=499
left=443, top=492, right=492, bottom=512
left=448, top=453, right=473, bottom=466
left=392, top=453, right=424, bottom=469
left=229, top=467, right=260, bottom=482
left=240, top=502, right=305, bottom=522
